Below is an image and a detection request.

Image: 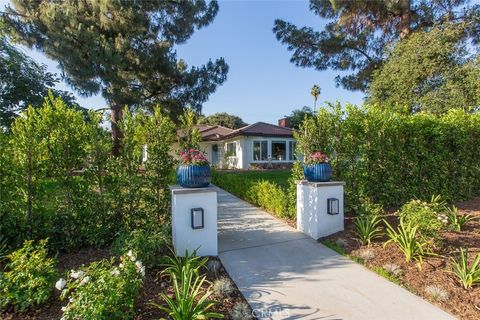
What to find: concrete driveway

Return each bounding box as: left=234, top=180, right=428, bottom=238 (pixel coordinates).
left=215, top=186, right=456, bottom=320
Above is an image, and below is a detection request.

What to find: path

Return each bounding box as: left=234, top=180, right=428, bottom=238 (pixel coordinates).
left=215, top=186, right=456, bottom=320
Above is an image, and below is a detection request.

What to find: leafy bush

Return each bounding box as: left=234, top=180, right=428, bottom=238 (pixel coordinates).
left=354, top=214, right=383, bottom=245
left=295, top=104, right=480, bottom=209
left=58, top=251, right=144, bottom=319
left=446, top=206, right=475, bottom=231
left=212, top=170, right=295, bottom=219
left=0, top=240, right=58, bottom=312
left=111, top=226, right=170, bottom=268
left=384, top=219, right=433, bottom=270
left=397, top=196, right=446, bottom=239
left=212, top=277, right=235, bottom=298
left=161, top=249, right=208, bottom=279
left=450, top=248, right=480, bottom=289
left=153, top=268, right=223, bottom=320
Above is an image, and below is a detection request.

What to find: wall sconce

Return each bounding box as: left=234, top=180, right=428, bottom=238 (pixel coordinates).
left=327, top=198, right=339, bottom=215
left=191, top=208, right=204, bottom=229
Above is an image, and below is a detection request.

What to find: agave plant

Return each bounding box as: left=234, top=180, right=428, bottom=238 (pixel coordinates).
left=152, top=269, right=223, bottom=320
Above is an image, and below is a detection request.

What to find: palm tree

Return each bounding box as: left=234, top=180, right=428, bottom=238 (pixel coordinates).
left=310, top=85, right=321, bottom=112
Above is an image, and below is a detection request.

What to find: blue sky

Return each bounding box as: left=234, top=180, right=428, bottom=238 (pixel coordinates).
left=1, top=0, right=366, bottom=124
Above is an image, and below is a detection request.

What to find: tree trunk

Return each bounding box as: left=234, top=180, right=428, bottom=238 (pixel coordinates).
left=400, top=0, right=411, bottom=39
left=111, top=103, right=123, bottom=157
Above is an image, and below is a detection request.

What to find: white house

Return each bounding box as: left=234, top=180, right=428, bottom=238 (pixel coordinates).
left=191, top=119, right=296, bottom=170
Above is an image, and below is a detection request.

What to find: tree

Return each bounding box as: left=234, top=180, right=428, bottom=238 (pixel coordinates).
left=310, top=85, right=321, bottom=111
left=285, top=106, right=315, bottom=129
left=368, top=23, right=480, bottom=114
left=1, top=0, right=228, bottom=155
left=0, top=34, right=78, bottom=128
left=273, top=0, right=479, bottom=91
left=198, top=112, right=247, bottom=129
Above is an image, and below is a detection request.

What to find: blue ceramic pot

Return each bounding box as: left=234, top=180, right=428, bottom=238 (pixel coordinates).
left=304, top=163, right=332, bottom=182
left=177, top=165, right=211, bottom=188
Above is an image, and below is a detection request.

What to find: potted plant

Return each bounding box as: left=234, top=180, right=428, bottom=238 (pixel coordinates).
left=303, top=151, right=332, bottom=182
left=177, top=148, right=211, bottom=188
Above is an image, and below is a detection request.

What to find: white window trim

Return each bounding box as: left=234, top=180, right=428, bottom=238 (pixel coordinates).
left=251, top=138, right=296, bottom=163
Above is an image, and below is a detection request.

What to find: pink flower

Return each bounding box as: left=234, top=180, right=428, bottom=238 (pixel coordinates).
left=306, top=151, right=329, bottom=164
left=179, top=148, right=209, bottom=166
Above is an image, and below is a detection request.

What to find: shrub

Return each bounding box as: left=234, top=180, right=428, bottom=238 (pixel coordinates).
left=384, top=219, right=433, bottom=270
left=446, top=206, right=475, bottom=231
left=161, top=249, right=209, bottom=280
left=212, top=277, right=235, bottom=299
left=0, top=240, right=58, bottom=312
left=295, top=104, right=480, bottom=209
left=111, top=226, right=169, bottom=268
left=354, top=214, right=383, bottom=245
left=153, top=268, right=223, bottom=320
left=424, top=285, right=449, bottom=302
left=397, top=196, right=446, bottom=239
left=450, top=248, right=480, bottom=289
left=231, top=302, right=252, bottom=320
left=58, top=251, right=144, bottom=319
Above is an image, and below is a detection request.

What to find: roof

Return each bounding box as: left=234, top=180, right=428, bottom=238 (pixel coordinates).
left=223, top=122, right=293, bottom=139
left=178, top=122, right=293, bottom=142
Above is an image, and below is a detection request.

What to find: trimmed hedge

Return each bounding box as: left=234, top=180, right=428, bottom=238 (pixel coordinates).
left=295, top=104, right=480, bottom=210
left=212, top=171, right=295, bottom=219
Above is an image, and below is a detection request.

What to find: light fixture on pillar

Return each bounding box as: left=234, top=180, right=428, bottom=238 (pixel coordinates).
left=191, top=208, right=205, bottom=229
left=327, top=198, right=339, bottom=215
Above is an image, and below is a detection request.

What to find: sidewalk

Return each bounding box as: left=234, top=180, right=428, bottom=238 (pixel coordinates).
left=215, top=186, right=456, bottom=320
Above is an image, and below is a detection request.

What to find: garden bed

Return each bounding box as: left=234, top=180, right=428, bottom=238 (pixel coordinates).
left=323, top=197, right=480, bottom=320
left=1, top=248, right=253, bottom=320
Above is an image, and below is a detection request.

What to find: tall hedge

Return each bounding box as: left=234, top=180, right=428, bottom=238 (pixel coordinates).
left=295, top=103, right=480, bottom=210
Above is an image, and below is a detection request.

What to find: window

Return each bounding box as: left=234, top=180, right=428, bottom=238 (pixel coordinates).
left=253, top=141, right=268, bottom=161
left=288, top=141, right=297, bottom=160
left=226, top=142, right=236, bottom=156
left=272, top=141, right=287, bottom=161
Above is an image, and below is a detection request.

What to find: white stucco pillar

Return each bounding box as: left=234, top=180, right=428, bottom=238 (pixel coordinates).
left=169, top=185, right=218, bottom=257
left=296, top=180, right=345, bottom=240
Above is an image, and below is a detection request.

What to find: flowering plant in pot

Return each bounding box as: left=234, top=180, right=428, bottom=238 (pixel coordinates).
left=177, top=148, right=211, bottom=188
left=303, top=151, right=332, bottom=182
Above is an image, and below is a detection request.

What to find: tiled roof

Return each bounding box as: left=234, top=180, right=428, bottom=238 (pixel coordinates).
left=178, top=125, right=234, bottom=141
left=224, top=122, right=293, bottom=139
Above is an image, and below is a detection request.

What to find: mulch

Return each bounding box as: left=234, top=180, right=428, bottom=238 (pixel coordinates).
left=1, top=249, right=253, bottom=320
left=323, top=197, right=480, bottom=320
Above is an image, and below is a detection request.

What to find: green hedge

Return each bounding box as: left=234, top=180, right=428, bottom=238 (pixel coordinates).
left=295, top=104, right=480, bottom=210
left=212, top=171, right=295, bottom=219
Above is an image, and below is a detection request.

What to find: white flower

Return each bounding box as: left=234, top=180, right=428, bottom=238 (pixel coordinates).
left=61, top=306, right=67, bottom=312
left=55, top=278, right=66, bottom=291
left=119, top=263, right=124, bottom=269
left=70, top=270, right=85, bottom=279
left=111, top=268, right=120, bottom=276
left=127, top=250, right=136, bottom=261
left=79, top=276, right=90, bottom=286
left=140, top=266, right=145, bottom=277
left=135, top=260, right=143, bottom=269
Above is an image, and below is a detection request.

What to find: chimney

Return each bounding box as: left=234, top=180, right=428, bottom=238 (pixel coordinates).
left=278, top=118, right=291, bottom=128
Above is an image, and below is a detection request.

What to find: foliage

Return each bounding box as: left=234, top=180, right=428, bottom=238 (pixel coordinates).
left=304, top=151, right=329, bottom=164
left=199, top=112, right=247, bottom=129
left=231, top=302, right=252, bottom=320
left=424, top=285, right=449, bottom=302
left=153, top=268, right=223, bottom=320
left=273, top=0, right=479, bottom=91
left=3, top=0, right=228, bottom=152
left=450, top=248, right=480, bottom=289
left=0, top=240, right=58, bottom=312
left=285, top=106, right=315, bottom=129
left=384, top=219, right=432, bottom=270
left=398, top=196, right=446, bottom=239
left=0, top=35, right=78, bottom=128
left=354, top=214, right=383, bottom=245
left=369, top=23, right=480, bottom=114
left=58, top=252, right=144, bottom=320
left=212, top=170, right=295, bottom=219
left=178, top=108, right=202, bottom=150
left=446, top=206, right=476, bottom=232
left=321, top=239, right=346, bottom=255
left=212, top=277, right=234, bottom=299
left=180, top=149, right=209, bottom=166
left=161, top=249, right=209, bottom=280
left=310, top=85, right=321, bottom=110
left=294, top=103, right=480, bottom=210
left=1, top=94, right=175, bottom=251
left=111, top=226, right=170, bottom=269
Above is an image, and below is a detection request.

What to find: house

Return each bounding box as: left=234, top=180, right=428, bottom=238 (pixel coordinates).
left=191, top=119, right=297, bottom=169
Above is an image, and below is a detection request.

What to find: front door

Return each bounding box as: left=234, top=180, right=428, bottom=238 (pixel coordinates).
left=211, top=144, right=220, bottom=166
